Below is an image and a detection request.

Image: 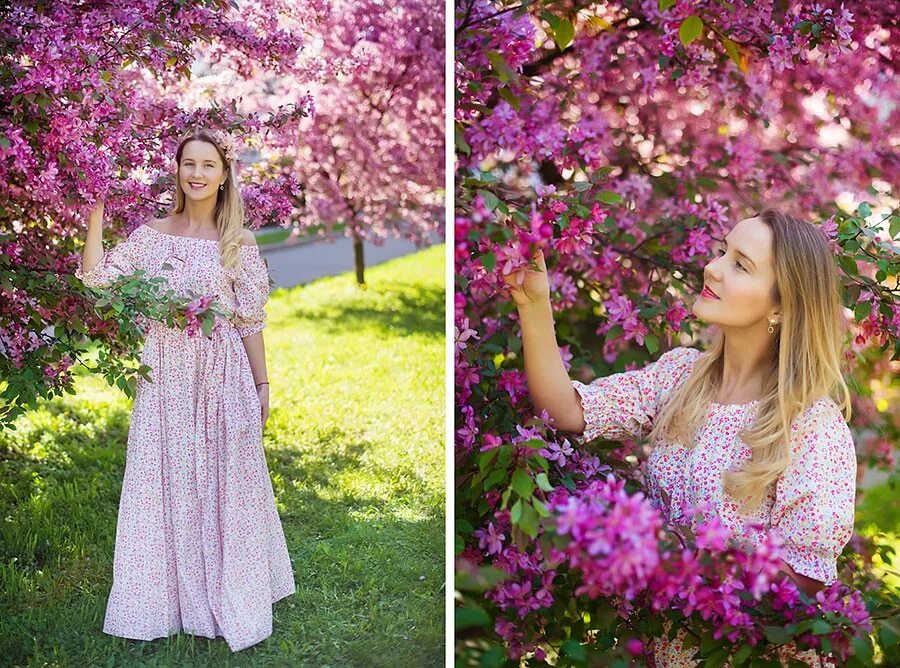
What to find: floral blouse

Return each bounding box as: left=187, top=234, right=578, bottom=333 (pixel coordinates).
left=570, top=346, right=856, bottom=667
left=75, top=223, right=270, bottom=338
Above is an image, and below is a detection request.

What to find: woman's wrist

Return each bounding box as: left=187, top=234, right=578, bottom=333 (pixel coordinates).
left=255, top=380, right=269, bottom=387
left=516, top=298, right=554, bottom=324
left=516, top=296, right=552, bottom=313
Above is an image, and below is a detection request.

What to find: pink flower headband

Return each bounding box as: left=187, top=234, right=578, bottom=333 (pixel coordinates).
left=211, top=130, right=239, bottom=164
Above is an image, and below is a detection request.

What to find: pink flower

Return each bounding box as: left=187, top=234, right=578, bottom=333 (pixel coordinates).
left=474, top=522, right=506, bottom=556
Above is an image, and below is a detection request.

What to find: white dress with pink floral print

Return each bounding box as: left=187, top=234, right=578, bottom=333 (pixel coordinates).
left=76, top=223, right=295, bottom=652
left=570, top=346, right=856, bottom=668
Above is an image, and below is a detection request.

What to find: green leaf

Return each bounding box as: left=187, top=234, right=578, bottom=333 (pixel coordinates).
left=476, top=189, right=500, bottom=212
left=659, top=0, right=675, bottom=10
left=705, top=648, right=730, bottom=668
left=481, top=252, right=496, bottom=273
left=722, top=36, right=741, bottom=67
left=455, top=605, right=491, bottom=629
left=541, top=12, right=576, bottom=51
left=889, top=215, right=900, bottom=240
left=455, top=123, right=471, bottom=156
left=511, top=469, right=534, bottom=498
left=854, top=301, right=872, bottom=321
left=201, top=314, right=214, bottom=338
left=561, top=639, right=587, bottom=662
left=551, top=18, right=575, bottom=50
left=497, top=86, right=520, bottom=112
left=679, top=15, right=704, bottom=47
left=732, top=644, right=752, bottom=665
left=510, top=498, right=523, bottom=523
left=837, top=254, right=858, bottom=276
left=810, top=619, right=831, bottom=635
left=645, top=334, right=659, bottom=354
left=763, top=625, right=792, bottom=644
left=0, top=135, right=10, bottom=149
left=535, top=471, right=554, bottom=492
left=483, top=469, right=505, bottom=490
left=596, top=190, right=622, bottom=204
left=485, top=50, right=517, bottom=84
left=532, top=498, right=550, bottom=517
left=851, top=636, right=873, bottom=664
left=857, top=201, right=872, bottom=218
left=479, top=647, right=506, bottom=668
left=518, top=501, right=538, bottom=537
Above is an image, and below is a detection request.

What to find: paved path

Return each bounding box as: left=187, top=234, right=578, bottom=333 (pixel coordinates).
left=861, top=465, right=892, bottom=491
left=260, top=231, right=444, bottom=289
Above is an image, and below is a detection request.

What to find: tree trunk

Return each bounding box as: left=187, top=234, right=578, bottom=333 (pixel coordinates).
left=352, top=229, right=365, bottom=285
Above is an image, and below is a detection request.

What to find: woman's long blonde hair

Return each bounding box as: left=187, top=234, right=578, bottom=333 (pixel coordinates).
left=647, top=209, right=852, bottom=516
left=170, top=128, right=245, bottom=271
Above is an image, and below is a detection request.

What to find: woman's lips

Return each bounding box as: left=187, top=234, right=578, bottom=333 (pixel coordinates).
left=700, top=286, right=720, bottom=300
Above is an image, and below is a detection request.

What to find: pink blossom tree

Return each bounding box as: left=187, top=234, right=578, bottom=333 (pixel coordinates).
left=455, top=0, right=899, bottom=664
left=288, top=0, right=445, bottom=284
left=0, top=0, right=443, bottom=424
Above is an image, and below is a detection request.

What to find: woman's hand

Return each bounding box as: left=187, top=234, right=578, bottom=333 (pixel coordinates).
left=257, top=383, right=270, bottom=428
left=89, top=198, right=105, bottom=229
left=502, top=245, right=551, bottom=308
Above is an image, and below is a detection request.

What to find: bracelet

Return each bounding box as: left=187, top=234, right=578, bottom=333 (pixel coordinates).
left=256, top=381, right=269, bottom=387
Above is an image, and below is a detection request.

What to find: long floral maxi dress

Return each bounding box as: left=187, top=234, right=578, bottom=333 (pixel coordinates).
left=75, top=223, right=296, bottom=652
left=569, top=346, right=856, bottom=668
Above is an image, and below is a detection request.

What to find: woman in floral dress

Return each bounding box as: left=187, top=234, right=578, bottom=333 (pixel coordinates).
left=77, top=129, right=295, bottom=652
left=504, top=209, right=855, bottom=667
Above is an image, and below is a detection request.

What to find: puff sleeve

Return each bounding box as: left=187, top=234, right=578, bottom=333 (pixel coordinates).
left=768, top=399, right=857, bottom=585
left=570, top=346, right=701, bottom=444
left=75, top=225, right=152, bottom=289
left=232, top=244, right=271, bottom=338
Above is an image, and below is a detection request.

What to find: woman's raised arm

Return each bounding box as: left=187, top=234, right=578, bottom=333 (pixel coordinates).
left=81, top=199, right=106, bottom=276
left=504, top=247, right=587, bottom=434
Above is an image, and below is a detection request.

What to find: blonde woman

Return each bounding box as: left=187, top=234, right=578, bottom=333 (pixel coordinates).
left=77, top=129, right=295, bottom=652
left=504, top=209, right=855, bottom=667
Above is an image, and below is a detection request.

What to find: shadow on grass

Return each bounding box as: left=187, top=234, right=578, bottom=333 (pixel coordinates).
left=283, top=281, right=444, bottom=340
left=1, top=411, right=443, bottom=668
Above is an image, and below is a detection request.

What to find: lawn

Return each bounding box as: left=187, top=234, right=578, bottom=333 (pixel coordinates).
left=856, top=477, right=900, bottom=594
left=0, top=244, right=446, bottom=667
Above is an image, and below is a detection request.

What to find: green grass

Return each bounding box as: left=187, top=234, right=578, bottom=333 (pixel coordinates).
left=0, top=245, right=446, bottom=667
left=856, top=478, right=900, bottom=594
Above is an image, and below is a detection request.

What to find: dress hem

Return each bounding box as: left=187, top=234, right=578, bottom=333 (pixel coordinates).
left=102, top=581, right=296, bottom=652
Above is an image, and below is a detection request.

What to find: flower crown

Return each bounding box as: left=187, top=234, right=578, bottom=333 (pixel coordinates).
left=211, top=130, right=239, bottom=164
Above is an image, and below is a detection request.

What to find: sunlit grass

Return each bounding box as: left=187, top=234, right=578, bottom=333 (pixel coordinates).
left=856, top=479, right=900, bottom=594
left=0, top=244, right=445, bottom=667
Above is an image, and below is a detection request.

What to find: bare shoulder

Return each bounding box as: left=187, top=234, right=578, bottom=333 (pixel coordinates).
left=239, top=228, right=258, bottom=246
left=145, top=216, right=173, bottom=232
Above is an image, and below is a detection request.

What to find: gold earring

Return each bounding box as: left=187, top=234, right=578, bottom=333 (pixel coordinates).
left=219, top=182, right=225, bottom=190
left=768, top=320, right=776, bottom=334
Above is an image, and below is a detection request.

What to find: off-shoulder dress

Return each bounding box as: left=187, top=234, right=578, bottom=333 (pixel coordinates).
left=76, top=224, right=295, bottom=652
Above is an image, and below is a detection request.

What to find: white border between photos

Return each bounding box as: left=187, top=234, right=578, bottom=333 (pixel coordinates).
left=445, top=0, right=454, bottom=663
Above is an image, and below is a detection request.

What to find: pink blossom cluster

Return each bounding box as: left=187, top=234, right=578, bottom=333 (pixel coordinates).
left=461, top=472, right=874, bottom=663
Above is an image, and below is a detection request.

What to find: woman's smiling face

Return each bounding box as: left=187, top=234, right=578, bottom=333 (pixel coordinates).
left=179, top=140, right=226, bottom=199
left=692, top=216, right=780, bottom=330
